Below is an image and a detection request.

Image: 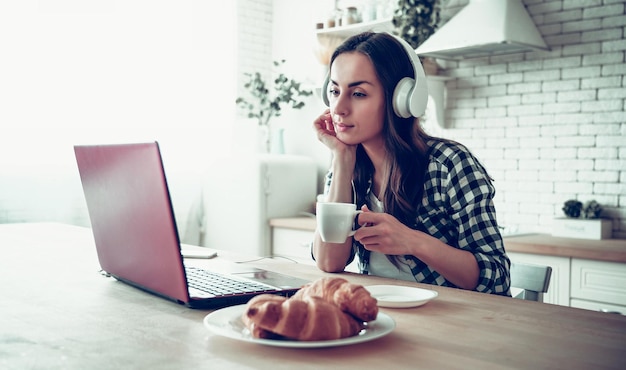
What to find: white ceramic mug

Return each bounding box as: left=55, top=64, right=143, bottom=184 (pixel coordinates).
left=316, top=202, right=362, bottom=243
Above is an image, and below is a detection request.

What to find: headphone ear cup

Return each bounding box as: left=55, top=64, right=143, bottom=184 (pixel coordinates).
left=409, top=83, right=428, bottom=118
left=388, top=33, right=428, bottom=118
left=321, top=72, right=330, bottom=107
left=392, top=77, right=415, bottom=118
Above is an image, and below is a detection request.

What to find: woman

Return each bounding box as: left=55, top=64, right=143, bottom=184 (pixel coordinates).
left=312, top=32, right=510, bottom=295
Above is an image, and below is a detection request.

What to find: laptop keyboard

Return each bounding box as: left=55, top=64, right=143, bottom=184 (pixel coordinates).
left=185, top=266, right=276, bottom=298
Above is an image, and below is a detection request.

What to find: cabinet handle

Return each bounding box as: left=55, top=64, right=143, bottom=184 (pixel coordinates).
left=600, top=309, right=622, bottom=315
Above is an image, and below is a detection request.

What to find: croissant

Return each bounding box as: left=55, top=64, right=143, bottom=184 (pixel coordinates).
left=243, top=294, right=363, bottom=341
left=241, top=295, right=285, bottom=340
left=292, top=277, right=378, bottom=322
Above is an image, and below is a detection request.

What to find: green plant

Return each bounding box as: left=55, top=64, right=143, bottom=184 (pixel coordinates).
left=562, top=200, right=583, bottom=218
left=392, top=0, right=441, bottom=49
left=235, top=60, right=313, bottom=128
left=582, top=200, right=603, bottom=219
left=562, top=199, right=603, bottom=219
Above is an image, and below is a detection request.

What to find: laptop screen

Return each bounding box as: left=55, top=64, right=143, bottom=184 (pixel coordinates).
left=75, top=142, right=190, bottom=304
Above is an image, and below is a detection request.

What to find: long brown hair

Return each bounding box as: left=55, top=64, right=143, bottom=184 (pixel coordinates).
left=329, top=32, right=433, bottom=227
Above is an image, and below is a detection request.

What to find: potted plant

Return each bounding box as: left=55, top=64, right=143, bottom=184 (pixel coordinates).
left=235, top=60, right=313, bottom=153
left=392, top=0, right=441, bottom=75
left=552, top=199, right=612, bottom=240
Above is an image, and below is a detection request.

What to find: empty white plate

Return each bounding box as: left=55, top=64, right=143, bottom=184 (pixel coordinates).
left=366, top=285, right=438, bottom=308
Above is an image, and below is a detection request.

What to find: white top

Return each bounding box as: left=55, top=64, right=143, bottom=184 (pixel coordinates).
left=366, top=192, right=417, bottom=283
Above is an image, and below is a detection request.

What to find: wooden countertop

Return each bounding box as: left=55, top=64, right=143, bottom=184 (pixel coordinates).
left=269, top=216, right=316, bottom=231
left=504, top=233, right=626, bottom=263
left=270, top=217, right=626, bottom=264
left=3, top=223, right=626, bottom=370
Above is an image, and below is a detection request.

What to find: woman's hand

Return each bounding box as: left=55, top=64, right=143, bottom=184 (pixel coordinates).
left=354, top=205, right=481, bottom=290
left=313, top=110, right=349, bottom=150
left=313, top=109, right=357, bottom=169
left=313, top=109, right=339, bottom=147
left=353, top=205, right=422, bottom=256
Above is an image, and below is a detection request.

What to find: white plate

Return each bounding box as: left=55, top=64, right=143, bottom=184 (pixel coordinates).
left=203, top=304, right=395, bottom=348
left=365, top=285, right=438, bottom=308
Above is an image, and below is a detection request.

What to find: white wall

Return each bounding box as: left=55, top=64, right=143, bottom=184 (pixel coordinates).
left=0, top=0, right=237, bottom=234
left=3, top=0, right=624, bottom=240
left=270, top=0, right=333, bottom=191
left=436, top=0, right=626, bottom=237
left=233, top=0, right=333, bottom=194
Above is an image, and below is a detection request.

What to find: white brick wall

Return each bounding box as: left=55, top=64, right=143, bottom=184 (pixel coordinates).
left=236, top=0, right=273, bottom=113
left=439, top=0, right=626, bottom=237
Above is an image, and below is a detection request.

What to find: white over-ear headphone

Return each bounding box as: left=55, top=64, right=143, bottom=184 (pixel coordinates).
left=321, top=32, right=428, bottom=119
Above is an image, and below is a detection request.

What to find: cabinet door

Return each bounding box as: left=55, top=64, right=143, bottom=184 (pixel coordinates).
left=271, top=227, right=359, bottom=272
left=508, top=252, right=570, bottom=306
left=271, top=228, right=315, bottom=265
left=571, top=258, right=626, bottom=307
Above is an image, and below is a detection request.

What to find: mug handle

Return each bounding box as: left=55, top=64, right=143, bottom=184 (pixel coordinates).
left=347, top=210, right=363, bottom=236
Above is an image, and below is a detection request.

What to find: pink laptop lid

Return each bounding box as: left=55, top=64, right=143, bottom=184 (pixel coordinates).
left=74, top=142, right=190, bottom=304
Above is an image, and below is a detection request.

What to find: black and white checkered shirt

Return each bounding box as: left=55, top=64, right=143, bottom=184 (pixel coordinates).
left=324, top=139, right=511, bottom=296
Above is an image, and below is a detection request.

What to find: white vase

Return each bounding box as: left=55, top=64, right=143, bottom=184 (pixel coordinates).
left=270, top=128, right=285, bottom=154
left=258, top=125, right=270, bottom=153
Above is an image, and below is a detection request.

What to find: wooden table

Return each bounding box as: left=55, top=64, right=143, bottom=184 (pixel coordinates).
left=2, top=223, right=625, bottom=370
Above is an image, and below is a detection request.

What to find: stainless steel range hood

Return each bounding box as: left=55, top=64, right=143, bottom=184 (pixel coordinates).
left=415, top=0, right=549, bottom=60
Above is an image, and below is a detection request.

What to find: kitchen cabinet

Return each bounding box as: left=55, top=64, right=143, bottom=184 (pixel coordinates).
left=272, top=227, right=315, bottom=264
left=270, top=217, right=358, bottom=272
left=570, top=258, right=626, bottom=314
left=506, top=235, right=626, bottom=314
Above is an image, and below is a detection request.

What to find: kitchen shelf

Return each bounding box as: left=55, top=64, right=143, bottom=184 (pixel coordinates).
left=316, top=18, right=393, bottom=38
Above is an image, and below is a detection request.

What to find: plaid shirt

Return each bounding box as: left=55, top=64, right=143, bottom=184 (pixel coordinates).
left=324, top=139, right=511, bottom=296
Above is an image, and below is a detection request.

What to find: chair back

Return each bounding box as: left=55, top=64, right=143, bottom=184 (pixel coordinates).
left=510, top=262, right=552, bottom=302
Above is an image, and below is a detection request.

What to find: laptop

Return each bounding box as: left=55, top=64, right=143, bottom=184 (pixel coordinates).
left=74, top=141, right=309, bottom=309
